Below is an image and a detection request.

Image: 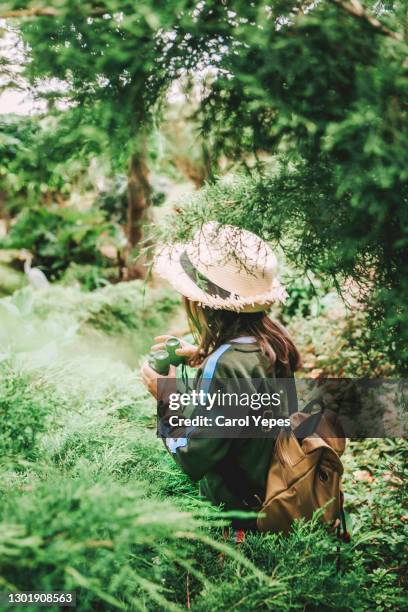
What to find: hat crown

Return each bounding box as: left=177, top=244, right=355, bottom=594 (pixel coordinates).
left=186, top=222, right=278, bottom=297
left=154, top=221, right=287, bottom=312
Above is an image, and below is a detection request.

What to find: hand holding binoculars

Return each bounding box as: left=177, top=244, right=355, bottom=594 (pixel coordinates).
left=148, top=337, right=186, bottom=375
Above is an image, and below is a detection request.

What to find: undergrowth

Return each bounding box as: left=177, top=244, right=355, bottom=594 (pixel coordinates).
left=0, top=283, right=406, bottom=610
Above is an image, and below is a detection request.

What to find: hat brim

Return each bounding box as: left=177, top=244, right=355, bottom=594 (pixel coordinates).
left=154, top=243, right=288, bottom=312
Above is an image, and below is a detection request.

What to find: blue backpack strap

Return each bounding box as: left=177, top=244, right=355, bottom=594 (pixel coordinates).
left=166, top=436, right=188, bottom=454
left=165, top=343, right=231, bottom=453
left=200, top=343, right=231, bottom=395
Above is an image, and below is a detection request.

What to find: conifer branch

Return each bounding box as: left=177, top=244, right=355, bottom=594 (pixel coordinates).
left=329, top=0, right=403, bottom=41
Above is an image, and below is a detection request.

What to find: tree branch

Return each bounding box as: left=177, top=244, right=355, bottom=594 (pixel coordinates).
left=1, top=0, right=403, bottom=44
left=328, top=0, right=403, bottom=41
left=0, top=8, right=59, bottom=18
left=0, top=6, right=108, bottom=19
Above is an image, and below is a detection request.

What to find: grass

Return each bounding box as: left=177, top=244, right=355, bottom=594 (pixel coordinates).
left=0, top=282, right=406, bottom=610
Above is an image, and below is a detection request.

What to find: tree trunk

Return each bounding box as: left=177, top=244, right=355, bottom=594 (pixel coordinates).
left=173, top=141, right=214, bottom=189
left=126, top=147, right=151, bottom=279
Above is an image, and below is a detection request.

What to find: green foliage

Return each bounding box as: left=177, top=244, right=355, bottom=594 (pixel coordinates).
left=4, top=2, right=406, bottom=374
left=0, top=474, right=201, bottom=610
left=344, top=440, right=407, bottom=578
left=29, top=281, right=180, bottom=338
left=281, top=271, right=331, bottom=320
left=5, top=1, right=196, bottom=174
left=60, top=263, right=115, bottom=291
left=78, top=283, right=180, bottom=336
left=181, top=0, right=407, bottom=371
left=1, top=205, right=118, bottom=280
left=0, top=282, right=180, bottom=369
left=0, top=285, right=258, bottom=609
left=157, top=168, right=407, bottom=372
left=0, top=284, right=406, bottom=609
left=95, top=173, right=167, bottom=227
left=0, top=250, right=26, bottom=297
left=284, top=288, right=395, bottom=377
left=95, top=174, right=128, bottom=225
left=0, top=288, right=77, bottom=365
left=0, top=262, right=25, bottom=297
left=156, top=100, right=217, bottom=187
left=0, top=366, right=51, bottom=459
left=1, top=2, right=407, bottom=607
left=0, top=115, right=40, bottom=215
left=0, top=111, right=112, bottom=213
left=198, top=476, right=407, bottom=611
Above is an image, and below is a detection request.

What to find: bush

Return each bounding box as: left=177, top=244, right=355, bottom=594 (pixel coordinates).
left=287, top=300, right=395, bottom=378
left=281, top=271, right=332, bottom=321
left=0, top=473, right=202, bottom=610
left=30, top=281, right=180, bottom=336
left=60, top=263, right=117, bottom=291
left=1, top=206, right=120, bottom=280
left=0, top=282, right=181, bottom=368
left=0, top=366, right=52, bottom=460
left=79, top=282, right=180, bottom=336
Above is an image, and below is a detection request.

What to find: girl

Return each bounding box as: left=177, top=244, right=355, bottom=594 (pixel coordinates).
left=141, top=222, right=301, bottom=531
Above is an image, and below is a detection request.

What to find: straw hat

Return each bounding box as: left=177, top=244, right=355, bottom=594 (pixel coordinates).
left=154, top=222, right=287, bottom=312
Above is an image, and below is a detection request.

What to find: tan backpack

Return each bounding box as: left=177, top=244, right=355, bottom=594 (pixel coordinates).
left=257, top=403, right=348, bottom=537
left=215, top=379, right=349, bottom=538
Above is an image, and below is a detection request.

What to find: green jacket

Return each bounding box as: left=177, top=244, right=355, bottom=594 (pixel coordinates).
left=160, top=340, right=294, bottom=520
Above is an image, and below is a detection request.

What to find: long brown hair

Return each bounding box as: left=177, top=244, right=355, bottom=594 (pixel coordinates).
left=183, top=297, right=301, bottom=376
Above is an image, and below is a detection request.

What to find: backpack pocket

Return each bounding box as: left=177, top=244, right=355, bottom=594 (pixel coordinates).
left=258, top=442, right=343, bottom=533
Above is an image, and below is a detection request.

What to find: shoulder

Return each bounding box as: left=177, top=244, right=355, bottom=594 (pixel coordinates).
left=201, top=343, right=235, bottom=379
left=202, top=343, right=261, bottom=379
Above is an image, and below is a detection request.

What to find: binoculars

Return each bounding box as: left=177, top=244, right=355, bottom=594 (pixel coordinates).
left=148, top=337, right=185, bottom=375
